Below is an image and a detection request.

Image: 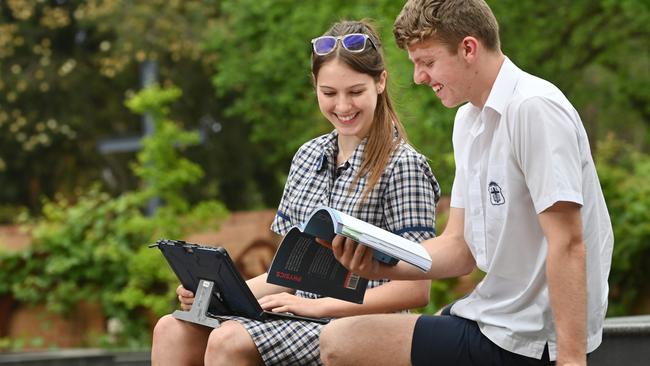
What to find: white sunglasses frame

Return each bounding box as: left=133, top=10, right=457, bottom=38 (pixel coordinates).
left=311, top=33, right=378, bottom=56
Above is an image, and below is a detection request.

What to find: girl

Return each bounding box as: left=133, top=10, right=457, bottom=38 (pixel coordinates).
left=152, top=19, right=440, bottom=366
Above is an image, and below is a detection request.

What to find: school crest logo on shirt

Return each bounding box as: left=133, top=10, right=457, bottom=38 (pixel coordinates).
left=488, top=181, right=505, bottom=205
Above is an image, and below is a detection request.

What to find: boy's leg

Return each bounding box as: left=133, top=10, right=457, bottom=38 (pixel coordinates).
left=204, top=320, right=264, bottom=366
left=322, top=310, right=556, bottom=366
left=320, top=314, right=420, bottom=366
left=151, top=314, right=211, bottom=366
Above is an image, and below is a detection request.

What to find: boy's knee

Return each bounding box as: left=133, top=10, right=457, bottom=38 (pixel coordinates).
left=319, top=324, right=335, bottom=365
left=320, top=320, right=349, bottom=365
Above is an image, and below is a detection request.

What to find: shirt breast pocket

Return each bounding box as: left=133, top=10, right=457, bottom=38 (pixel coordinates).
left=486, top=165, right=507, bottom=220
left=483, top=165, right=508, bottom=267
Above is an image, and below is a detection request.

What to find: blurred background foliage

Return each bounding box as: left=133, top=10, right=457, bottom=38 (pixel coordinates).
left=0, top=0, right=648, bottom=348
left=0, top=84, right=228, bottom=347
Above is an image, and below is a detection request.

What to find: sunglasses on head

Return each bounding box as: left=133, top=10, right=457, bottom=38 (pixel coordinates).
left=311, top=33, right=377, bottom=56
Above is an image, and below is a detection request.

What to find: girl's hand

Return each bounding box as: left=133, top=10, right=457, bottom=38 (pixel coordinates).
left=176, top=284, right=195, bottom=311
left=258, top=292, right=327, bottom=318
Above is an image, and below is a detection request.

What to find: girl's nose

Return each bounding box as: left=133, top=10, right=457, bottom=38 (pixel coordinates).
left=335, top=95, right=352, bottom=112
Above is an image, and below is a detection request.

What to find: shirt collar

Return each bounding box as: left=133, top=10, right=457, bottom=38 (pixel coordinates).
left=315, top=130, right=368, bottom=173
left=318, top=130, right=338, bottom=161
left=483, top=57, right=521, bottom=116
left=466, top=57, right=521, bottom=137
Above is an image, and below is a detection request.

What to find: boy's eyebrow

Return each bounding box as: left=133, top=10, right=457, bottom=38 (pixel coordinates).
left=409, top=54, right=432, bottom=64
left=408, top=54, right=423, bottom=64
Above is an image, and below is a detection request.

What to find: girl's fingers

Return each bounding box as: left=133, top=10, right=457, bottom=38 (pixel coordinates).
left=270, top=305, right=289, bottom=313
left=177, top=284, right=193, bottom=298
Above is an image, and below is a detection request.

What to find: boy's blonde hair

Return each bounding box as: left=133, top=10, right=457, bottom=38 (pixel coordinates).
left=393, top=0, right=500, bottom=53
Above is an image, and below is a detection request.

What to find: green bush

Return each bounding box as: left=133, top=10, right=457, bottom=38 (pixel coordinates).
left=596, top=135, right=650, bottom=315
left=0, top=85, right=228, bottom=348
left=0, top=205, right=27, bottom=224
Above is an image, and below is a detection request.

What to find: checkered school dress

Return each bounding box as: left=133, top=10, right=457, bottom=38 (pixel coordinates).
left=217, top=130, right=440, bottom=365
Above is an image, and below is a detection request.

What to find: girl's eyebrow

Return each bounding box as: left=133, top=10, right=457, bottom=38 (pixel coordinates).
left=319, top=83, right=367, bottom=90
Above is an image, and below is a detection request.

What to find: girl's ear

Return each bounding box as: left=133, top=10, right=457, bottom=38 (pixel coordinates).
left=377, top=70, right=387, bottom=94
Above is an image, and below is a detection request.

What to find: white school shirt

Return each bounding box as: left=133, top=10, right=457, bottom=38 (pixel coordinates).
left=449, top=57, right=614, bottom=361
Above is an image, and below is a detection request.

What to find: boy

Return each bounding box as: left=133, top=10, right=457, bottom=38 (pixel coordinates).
left=319, top=1, right=613, bottom=365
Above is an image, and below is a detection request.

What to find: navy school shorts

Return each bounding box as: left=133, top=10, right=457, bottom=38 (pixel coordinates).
left=411, top=305, right=554, bottom=366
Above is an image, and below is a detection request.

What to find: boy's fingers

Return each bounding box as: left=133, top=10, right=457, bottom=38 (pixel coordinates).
left=350, top=243, right=367, bottom=268
left=340, top=238, right=358, bottom=264
left=315, top=238, right=333, bottom=249
left=331, top=235, right=345, bottom=258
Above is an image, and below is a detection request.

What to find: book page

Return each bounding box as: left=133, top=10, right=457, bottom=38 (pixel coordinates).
left=339, top=211, right=429, bottom=260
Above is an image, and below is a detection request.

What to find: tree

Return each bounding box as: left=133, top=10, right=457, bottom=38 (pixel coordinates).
left=492, top=0, right=650, bottom=151
left=0, top=0, right=221, bottom=210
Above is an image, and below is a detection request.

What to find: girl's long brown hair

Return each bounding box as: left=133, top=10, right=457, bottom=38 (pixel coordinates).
left=311, top=20, right=409, bottom=202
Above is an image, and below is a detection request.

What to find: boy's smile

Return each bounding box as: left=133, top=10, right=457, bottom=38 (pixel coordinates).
left=407, top=38, right=473, bottom=108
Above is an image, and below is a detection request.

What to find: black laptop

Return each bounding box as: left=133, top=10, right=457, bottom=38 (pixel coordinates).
left=151, top=239, right=329, bottom=324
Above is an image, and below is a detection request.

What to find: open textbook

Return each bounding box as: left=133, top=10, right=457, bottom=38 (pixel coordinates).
left=266, top=206, right=432, bottom=303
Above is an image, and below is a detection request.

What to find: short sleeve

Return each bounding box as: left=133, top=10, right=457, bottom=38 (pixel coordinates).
left=450, top=163, right=466, bottom=209
left=270, top=150, right=301, bottom=236
left=513, top=97, right=584, bottom=213
left=383, top=149, right=440, bottom=243
left=449, top=107, right=469, bottom=209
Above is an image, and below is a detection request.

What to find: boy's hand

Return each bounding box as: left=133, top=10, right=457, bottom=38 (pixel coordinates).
left=331, top=235, right=382, bottom=279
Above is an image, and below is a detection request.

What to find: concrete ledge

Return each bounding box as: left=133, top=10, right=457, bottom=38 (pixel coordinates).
left=112, top=350, right=151, bottom=366
left=0, top=349, right=112, bottom=366
left=590, top=315, right=650, bottom=366
left=1, top=317, right=649, bottom=365
left=603, top=314, right=650, bottom=334
left=0, top=349, right=149, bottom=366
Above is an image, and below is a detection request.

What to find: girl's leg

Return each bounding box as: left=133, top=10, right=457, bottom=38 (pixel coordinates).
left=151, top=314, right=212, bottom=366
left=204, top=320, right=264, bottom=366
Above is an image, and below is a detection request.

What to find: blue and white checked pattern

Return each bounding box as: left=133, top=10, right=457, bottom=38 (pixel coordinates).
left=224, top=130, right=440, bottom=365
